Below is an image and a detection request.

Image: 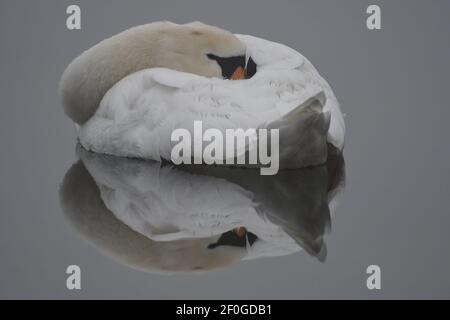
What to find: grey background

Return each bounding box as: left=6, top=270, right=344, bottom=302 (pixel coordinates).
left=1, top=0, right=450, bottom=299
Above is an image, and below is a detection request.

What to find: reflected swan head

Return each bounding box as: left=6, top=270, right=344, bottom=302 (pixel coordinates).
left=59, top=145, right=345, bottom=274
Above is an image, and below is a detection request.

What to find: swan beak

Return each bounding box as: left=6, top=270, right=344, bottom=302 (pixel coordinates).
left=232, top=227, right=247, bottom=237
left=230, top=66, right=245, bottom=80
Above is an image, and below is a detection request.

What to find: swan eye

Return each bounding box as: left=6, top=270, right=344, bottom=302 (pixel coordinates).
left=206, top=53, right=246, bottom=79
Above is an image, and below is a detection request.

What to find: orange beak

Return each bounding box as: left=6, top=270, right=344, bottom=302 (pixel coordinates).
left=230, top=66, right=245, bottom=80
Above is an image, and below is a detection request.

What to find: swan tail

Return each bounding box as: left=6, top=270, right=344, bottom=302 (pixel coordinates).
left=265, top=91, right=331, bottom=168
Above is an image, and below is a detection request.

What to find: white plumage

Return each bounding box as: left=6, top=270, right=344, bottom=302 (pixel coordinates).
left=76, top=34, right=345, bottom=167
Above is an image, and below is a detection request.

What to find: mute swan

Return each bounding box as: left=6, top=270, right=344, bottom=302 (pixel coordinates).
left=59, top=145, right=345, bottom=273
left=60, top=22, right=345, bottom=168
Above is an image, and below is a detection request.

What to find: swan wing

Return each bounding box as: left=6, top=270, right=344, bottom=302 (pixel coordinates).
left=78, top=35, right=345, bottom=165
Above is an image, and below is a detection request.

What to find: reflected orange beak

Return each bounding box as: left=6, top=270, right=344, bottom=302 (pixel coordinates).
left=230, top=66, right=245, bottom=80
left=232, top=227, right=247, bottom=237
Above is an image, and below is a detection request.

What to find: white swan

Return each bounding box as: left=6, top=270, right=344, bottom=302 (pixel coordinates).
left=60, top=22, right=345, bottom=168
left=59, top=146, right=345, bottom=273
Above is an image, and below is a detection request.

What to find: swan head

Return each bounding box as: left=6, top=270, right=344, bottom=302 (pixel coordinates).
left=59, top=21, right=258, bottom=125
left=158, top=21, right=255, bottom=79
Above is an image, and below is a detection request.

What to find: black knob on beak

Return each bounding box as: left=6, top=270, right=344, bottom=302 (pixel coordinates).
left=206, top=54, right=257, bottom=80
left=207, top=53, right=246, bottom=79
left=245, top=56, right=257, bottom=79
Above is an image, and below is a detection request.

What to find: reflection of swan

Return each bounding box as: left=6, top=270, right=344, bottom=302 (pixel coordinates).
left=59, top=145, right=345, bottom=273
